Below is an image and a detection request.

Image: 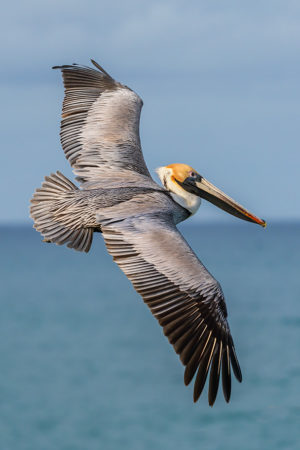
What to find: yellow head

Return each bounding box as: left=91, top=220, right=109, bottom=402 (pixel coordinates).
left=156, top=163, right=202, bottom=215
left=156, top=163, right=266, bottom=226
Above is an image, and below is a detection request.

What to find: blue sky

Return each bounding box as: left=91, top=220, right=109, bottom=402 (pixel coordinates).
left=1, top=0, right=299, bottom=223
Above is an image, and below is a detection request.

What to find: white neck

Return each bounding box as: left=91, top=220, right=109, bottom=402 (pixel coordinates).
left=156, top=166, right=201, bottom=215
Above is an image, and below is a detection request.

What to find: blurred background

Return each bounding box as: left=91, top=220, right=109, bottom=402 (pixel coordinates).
left=0, top=1, right=299, bottom=449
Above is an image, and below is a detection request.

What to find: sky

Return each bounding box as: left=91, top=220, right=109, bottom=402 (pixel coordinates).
left=1, top=0, right=299, bottom=223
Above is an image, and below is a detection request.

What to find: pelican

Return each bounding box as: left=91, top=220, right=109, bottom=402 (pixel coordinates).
left=30, top=60, right=266, bottom=406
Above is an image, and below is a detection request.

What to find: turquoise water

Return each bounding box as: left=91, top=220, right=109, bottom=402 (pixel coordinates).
left=1, top=223, right=299, bottom=449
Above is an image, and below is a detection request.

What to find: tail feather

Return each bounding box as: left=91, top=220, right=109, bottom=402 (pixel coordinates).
left=30, top=171, right=93, bottom=252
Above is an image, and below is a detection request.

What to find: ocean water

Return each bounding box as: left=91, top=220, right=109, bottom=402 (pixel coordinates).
left=0, top=223, right=299, bottom=450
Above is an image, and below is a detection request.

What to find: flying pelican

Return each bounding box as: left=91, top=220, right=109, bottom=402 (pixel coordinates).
left=30, top=60, right=266, bottom=406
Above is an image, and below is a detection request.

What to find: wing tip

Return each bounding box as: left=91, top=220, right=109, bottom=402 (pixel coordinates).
left=52, top=60, right=114, bottom=80
left=187, top=338, right=242, bottom=405
left=184, top=368, right=192, bottom=386
left=229, top=338, right=243, bottom=383
left=52, top=63, right=80, bottom=70
left=91, top=59, right=113, bottom=79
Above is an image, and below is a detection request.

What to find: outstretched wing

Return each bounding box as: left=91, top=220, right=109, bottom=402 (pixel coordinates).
left=53, top=60, right=155, bottom=189
left=101, top=213, right=242, bottom=406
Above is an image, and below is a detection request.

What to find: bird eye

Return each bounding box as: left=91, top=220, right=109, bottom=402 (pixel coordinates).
left=189, top=171, right=196, bottom=178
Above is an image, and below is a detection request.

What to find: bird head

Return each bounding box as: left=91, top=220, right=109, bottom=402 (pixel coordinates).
left=156, top=163, right=266, bottom=226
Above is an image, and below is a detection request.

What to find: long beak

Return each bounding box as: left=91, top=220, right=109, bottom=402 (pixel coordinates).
left=189, top=177, right=266, bottom=227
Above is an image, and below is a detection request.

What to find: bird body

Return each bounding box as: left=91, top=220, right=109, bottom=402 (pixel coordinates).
left=30, top=60, right=265, bottom=405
